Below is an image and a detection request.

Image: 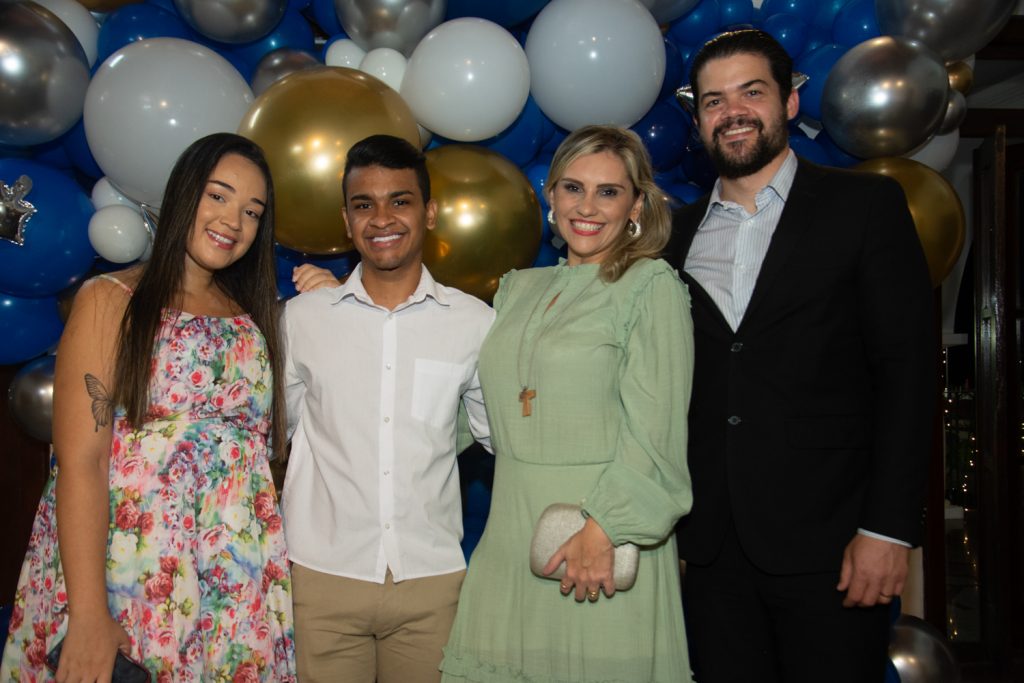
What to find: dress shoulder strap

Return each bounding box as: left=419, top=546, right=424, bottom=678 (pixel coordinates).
left=94, top=273, right=134, bottom=295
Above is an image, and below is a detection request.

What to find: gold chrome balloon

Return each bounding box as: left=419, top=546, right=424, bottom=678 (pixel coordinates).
left=856, top=157, right=965, bottom=287
left=238, top=66, right=420, bottom=254
left=424, top=145, right=542, bottom=302
left=947, top=60, right=974, bottom=95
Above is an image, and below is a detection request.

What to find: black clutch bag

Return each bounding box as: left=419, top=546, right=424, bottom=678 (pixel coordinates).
left=46, top=638, right=150, bottom=683
left=529, top=503, right=639, bottom=591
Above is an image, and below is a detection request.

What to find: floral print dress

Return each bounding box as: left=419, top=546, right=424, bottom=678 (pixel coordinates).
left=1, top=288, right=296, bottom=682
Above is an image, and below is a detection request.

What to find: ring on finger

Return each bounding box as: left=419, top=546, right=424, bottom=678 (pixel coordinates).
left=587, top=590, right=599, bottom=601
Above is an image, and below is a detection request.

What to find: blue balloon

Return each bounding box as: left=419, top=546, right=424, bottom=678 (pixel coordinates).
left=479, top=96, right=546, bottom=168
left=310, top=0, right=343, bottom=36
left=762, top=13, right=809, bottom=58
left=542, top=127, right=569, bottom=155
left=60, top=118, right=103, bottom=179
left=719, top=0, right=753, bottom=29
left=832, top=0, right=879, bottom=48
left=229, top=10, right=316, bottom=73
left=445, top=0, right=549, bottom=28
left=795, top=43, right=847, bottom=121
left=29, top=141, right=74, bottom=173
left=532, top=241, right=564, bottom=267
left=146, top=0, right=177, bottom=12
left=812, top=0, right=850, bottom=31
left=289, top=0, right=312, bottom=11
left=0, top=159, right=95, bottom=298
left=679, top=142, right=717, bottom=191
left=631, top=100, right=689, bottom=172
left=665, top=181, right=707, bottom=207
left=275, top=245, right=356, bottom=300
left=0, top=293, right=64, bottom=364
left=787, top=131, right=831, bottom=166
left=661, top=38, right=686, bottom=101
left=524, top=156, right=553, bottom=240
left=798, top=35, right=829, bottom=59
left=668, top=0, right=719, bottom=46
left=96, top=4, right=196, bottom=65
left=761, top=0, right=819, bottom=21
left=813, top=129, right=862, bottom=168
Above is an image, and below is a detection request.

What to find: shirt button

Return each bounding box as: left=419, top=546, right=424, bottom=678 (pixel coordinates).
left=385, top=363, right=392, bottom=370
left=384, top=523, right=391, bottom=530
left=730, top=342, right=743, bottom=352
left=383, top=469, right=390, bottom=476
left=383, top=416, right=390, bottom=423
left=727, top=415, right=742, bottom=426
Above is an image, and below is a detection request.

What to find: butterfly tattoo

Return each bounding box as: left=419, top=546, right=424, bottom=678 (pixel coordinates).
left=84, top=373, right=113, bottom=432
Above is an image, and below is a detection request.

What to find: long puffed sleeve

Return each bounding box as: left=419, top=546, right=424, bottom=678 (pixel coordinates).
left=582, top=260, right=694, bottom=546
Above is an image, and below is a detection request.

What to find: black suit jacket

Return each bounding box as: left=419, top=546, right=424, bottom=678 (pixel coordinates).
left=669, top=157, right=935, bottom=575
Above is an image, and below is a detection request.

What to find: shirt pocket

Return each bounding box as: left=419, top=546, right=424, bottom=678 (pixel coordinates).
left=411, top=358, right=469, bottom=429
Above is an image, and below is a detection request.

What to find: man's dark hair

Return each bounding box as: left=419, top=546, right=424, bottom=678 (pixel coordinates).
left=342, top=134, right=430, bottom=202
left=688, top=29, right=793, bottom=117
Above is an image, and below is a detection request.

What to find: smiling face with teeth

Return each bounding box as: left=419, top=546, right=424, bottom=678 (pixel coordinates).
left=343, top=165, right=437, bottom=280
left=547, top=150, right=643, bottom=267
left=694, top=52, right=799, bottom=181
left=185, top=153, right=266, bottom=277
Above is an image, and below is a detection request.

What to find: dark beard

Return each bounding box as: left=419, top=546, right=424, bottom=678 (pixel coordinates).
left=707, top=113, right=788, bottom=180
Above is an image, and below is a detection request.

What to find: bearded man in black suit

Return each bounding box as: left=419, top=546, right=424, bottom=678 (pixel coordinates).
left=669, top=29, right=935, bottom=683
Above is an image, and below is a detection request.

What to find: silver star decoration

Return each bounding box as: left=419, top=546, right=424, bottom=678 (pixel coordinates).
left=0, top=175, right=36, bottom=247
left=675, top=72, right=809, bottom=114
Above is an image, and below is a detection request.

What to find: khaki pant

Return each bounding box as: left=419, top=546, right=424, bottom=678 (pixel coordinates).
left=291, top=563, right=464, bottom=683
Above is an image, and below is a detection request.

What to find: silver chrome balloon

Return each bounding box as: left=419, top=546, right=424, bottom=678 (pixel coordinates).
left=937, top=89, right=967, bottom=135
left=251, top=48, right=321, bottom=96
left=876, top=0, right=1016, bottom=64
left=172, top=0, right=287, bottom=44
left=334, top=0, right=446, bottom=56
left=8, top=355, right=57, bottom=444
left=821, top=37, right=949, bottom=159
left=889, top=615, right=962, bottom=683
left=0, top=1, right=91, bottom=147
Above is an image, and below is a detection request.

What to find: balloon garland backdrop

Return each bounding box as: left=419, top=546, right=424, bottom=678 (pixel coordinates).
left=0, top=0, right=1015, bottom=374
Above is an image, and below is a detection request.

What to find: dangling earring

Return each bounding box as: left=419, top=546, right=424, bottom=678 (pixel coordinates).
left=547, top=208, right=556, bottom=227
left=628, top=219, right=642, bottom=238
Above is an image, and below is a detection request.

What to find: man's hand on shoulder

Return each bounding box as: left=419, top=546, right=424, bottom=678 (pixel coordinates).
left=293, top=264, right=342, bottom=293
left=837, top=533, right=910, bottom=608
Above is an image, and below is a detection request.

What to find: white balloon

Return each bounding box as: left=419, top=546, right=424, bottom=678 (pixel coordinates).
left=525, top=0, right=665, bottom=131
left=401, top=18, right=530, bottom=142
left=88, top=204, right=151, bottom=263
left=84, top=38, right=254, bottom=208
left=907, top=129, right=961, bottom=172
left=91, top=176, right=142, bottom=212
left=324, top=38, right=366, bottom=68
left=32, top=0, right=99, bottom=67
left=359, top=47, right=407, bottom=92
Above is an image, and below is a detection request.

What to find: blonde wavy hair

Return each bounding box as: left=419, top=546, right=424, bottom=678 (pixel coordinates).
left=546, top=124, right=670, bottom=283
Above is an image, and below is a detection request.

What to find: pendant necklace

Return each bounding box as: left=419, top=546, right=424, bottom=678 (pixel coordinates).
left=515, top=268, right=597, bottom=417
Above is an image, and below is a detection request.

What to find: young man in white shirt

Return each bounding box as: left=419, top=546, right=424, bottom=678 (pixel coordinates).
left=281, top=134, right=495, bottom=683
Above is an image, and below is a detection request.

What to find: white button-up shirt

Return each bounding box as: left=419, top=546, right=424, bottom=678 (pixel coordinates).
left=281, top=264, right=495, bottom=582
left=684, top=149, right=797, bottom=331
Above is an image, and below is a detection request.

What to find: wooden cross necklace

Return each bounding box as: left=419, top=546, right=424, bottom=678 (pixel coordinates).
left=515, top=271, right=597, bottom=417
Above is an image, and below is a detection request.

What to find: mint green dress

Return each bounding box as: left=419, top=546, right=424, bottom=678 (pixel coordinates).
left=441, top=258, right=695, bottom=683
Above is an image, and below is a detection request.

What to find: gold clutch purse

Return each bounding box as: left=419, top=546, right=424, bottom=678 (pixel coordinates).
left=529, top=503, right=639, bottom=591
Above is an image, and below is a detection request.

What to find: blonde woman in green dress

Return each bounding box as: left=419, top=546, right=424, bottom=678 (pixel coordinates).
left=440, top=125, right=695, bottom=682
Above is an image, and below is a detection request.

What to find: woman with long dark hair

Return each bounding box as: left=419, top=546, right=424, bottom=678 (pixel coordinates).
left=1, top=133, right=296, bottom=682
